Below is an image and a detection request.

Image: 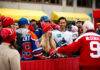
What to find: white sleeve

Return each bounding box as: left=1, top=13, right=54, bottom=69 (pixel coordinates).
left=68, top=32, right=73, bottom=44
left=51, top=30, right=55, bottom=39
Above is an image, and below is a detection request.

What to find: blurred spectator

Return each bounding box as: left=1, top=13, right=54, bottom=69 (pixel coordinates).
left=2, top=17, right=14, bottom=28
left=0, top=16, right=5, bottom=30
left=0, top=16, right=6, bottom=44
left=71, top=25, right=79, bottom=41
left=0, top=17, right=20, bottom=70
left=75, top=20, right=83, bottom=36
left=11, top=23, right=19, bottom=30
left=39, top=16, right=50, bottom=31
left=71, top=25, right=79, bottom=57
left=50, top=21, right=60, bottom=30
left=0, top=22, right=2, bottom=44
left=16, top=18, right=40, bottom=60
left=40, top=16, right=60, bottom=30
left=67, top=21, right=76, bottom=31
left=28, top=19, right=36, bottom=32
left=96, top=23, right=100, bottom=35
left=0, top=22, right=2, bottom=30
left=29, top=19, right=43, bottom=39
left=40, top=23, right=56, bottom=57
left=51, top=17, right=73, bottom=57
left=40, top=16, right=50, bottom=23
left=51, top=21, right=100, bottom=70
left=1, top=16, right=17, bottom=47
left=38, top=16, right=60, bottom=38
left=52, top=17, right=73, bottom=47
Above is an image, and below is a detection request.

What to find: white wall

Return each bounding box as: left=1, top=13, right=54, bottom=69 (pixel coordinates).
left=0, top=1, right=93, bottom=16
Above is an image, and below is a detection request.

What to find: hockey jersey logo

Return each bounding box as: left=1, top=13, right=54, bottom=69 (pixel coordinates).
left=21, top=34, right=33, bottom=60
left=57, top=38, right=67, bottom=47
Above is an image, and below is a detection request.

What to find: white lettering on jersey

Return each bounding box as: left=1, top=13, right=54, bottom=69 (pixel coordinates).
left=75, top=32, right=99, bottom=42
left=86, top=36, right=99, bottom=40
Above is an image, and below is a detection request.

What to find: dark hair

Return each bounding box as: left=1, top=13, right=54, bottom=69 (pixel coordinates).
left=58, top=17, right=67, bottom=23
left=10, top=40, right=18, bottom=49
left=30, top=19, right=37, bottom=23
left=0, top=36, right=3, bottom=44
left=19, top=25, right=26, bottom=28
left=0, top=36, right=17, bottom=49
left=76, top=21, right=84, bottom=25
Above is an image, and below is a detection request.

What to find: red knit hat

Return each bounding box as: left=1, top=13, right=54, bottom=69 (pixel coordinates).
left=0, top=16, right=6, bottom=21
left=2, top=17, right=14, bottom=27
left=0, top=28, right=17, bottom=43
left=42, top=23, right=53, bottom=33
left=0, top=16, right=6, bottom=26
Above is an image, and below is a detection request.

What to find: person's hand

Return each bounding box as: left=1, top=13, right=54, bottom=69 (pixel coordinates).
left=50, top=47, right=60, bottom=56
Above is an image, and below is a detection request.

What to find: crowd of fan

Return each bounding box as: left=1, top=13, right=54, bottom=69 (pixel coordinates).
left=0, top=16, right=100, bottom=61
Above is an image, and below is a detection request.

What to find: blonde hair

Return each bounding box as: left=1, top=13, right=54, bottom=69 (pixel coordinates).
left=40, top=33, right=56, bottom=53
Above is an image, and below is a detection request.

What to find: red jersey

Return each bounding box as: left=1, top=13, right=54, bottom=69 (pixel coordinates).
left=58, top=31, right=100, bottom=67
